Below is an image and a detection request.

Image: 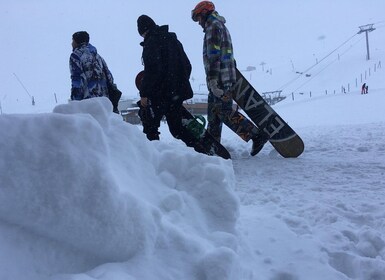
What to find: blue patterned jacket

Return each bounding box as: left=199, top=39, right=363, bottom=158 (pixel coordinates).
left=70, top=43, right=114, bottom=100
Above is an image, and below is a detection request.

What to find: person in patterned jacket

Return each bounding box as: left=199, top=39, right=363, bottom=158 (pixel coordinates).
left=70, top=31, right=121, bottom=113
left=191, top=1, right=269, bottom=156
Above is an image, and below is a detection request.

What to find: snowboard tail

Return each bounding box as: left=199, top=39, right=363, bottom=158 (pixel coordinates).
left=230, top=69, right=304, bottom=158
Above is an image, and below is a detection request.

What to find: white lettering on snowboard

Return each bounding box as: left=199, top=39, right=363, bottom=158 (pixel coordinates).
left=263, top=114, right=285, bottom=138
left=232, top=76, right=285, bottom=137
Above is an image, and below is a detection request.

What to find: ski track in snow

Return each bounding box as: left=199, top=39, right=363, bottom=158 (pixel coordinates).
left=231, top=122, right=385, bottom=279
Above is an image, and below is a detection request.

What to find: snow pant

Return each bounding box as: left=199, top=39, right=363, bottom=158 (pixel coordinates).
left=207, top=91, right=259, bottom=143
left=137, top=100, right=197, bottom=147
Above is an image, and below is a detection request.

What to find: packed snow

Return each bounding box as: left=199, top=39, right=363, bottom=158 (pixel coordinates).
left=1, top=82, right=385, bottom=280
left=1, top=0, right=385, bottom=279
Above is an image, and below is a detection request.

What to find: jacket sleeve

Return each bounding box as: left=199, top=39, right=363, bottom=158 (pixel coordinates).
left=205, top=21, right=222, bottom=81
left=100, top=56, right=115, bottom=88
left=140, top=39, right=165, bottom=99
left=69, top=53, right=84, bottom=100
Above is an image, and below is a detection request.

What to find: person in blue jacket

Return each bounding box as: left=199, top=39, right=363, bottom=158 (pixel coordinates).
left=69, top=31, right=121, bottom=113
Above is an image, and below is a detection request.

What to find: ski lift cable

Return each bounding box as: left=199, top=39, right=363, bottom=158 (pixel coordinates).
left=303, top=33, right=359, bottom=73
left=277, top=32, right=359, bottom=91
left=290, top=37, right=365, bottom=93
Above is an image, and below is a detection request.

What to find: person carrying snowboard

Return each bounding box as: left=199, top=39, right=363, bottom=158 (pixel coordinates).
left=191, top=1, right=269, bottom=156
left=136, top=15, right=204, bottom=151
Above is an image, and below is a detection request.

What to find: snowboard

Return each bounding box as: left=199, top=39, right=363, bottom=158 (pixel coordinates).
left=135, top=70, right=231, bottom=160
left=229, top=68, right=304, bottom=158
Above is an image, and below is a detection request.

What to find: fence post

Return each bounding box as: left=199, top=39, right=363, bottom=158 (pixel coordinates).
left=292, top=92, right=294, bottom=101
left=310, top=91, right=312, bottom=98
left=325, top=90, right=328, bottom=95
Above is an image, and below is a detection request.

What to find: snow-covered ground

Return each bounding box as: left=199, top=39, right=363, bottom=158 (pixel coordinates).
left=1, top=1, right=385, bottom=279
left=1, top=78, right=384, bottom=280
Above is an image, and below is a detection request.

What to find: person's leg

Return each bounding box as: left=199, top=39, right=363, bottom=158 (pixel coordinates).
left=137, top=100, right=161, bottom=141
left=165, top=104, right=199, bottom=148
left=218, top=98, right=268, bottom=155
left=207, top=94, right=223, bottom=143
left=220, top=98, right=259, bottom=142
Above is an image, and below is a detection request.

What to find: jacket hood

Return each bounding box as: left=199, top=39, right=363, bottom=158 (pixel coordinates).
left=152, top=25, right=169, bottom=36
left=207, top=11, right=226, bottom=24
left=74, top=43, right=98, bottom=55
left=141, top=25, right=174, bottom=46
left=87, top=43, right=98, bottom=55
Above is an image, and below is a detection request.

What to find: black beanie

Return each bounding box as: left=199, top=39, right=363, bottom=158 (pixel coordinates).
left=72, top=31, right=90, bottom=44
left=137, top=15, right=156, bottom=36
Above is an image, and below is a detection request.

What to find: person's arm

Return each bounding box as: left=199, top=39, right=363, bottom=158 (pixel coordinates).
left=69, top=53, right=84, bottom=100
left=140, top=39, right=164, bottom=99
left=205, top=21, right=222, bottom=81
left=205, top=22, right=225, bottom=97
left=100, top=56, right=115, bottom=89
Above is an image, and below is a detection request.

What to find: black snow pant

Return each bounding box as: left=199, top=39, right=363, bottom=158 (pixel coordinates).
left=137, top=100, right=197, bottom=147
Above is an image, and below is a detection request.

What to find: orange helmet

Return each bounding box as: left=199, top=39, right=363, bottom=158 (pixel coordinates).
left=191, top=1, right=215, bottom=22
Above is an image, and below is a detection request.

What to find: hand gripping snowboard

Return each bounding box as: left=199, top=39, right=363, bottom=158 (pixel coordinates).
left=135, top=70, right=231, bottom=160
left=229, top=69, right=304, bottom=158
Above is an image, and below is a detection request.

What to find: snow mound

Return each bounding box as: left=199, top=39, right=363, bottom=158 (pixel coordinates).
left=0, top=97, right=246, bottom=280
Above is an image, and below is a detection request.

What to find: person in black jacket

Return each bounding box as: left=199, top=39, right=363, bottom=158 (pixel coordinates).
left=137, top=15, right=198, bottom=148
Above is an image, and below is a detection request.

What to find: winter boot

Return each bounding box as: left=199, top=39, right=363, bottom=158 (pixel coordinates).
left=250, top=132, right=269, bottom=156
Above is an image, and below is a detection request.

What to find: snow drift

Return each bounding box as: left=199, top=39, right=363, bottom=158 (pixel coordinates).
left=0, top=97, right=243, bottom=280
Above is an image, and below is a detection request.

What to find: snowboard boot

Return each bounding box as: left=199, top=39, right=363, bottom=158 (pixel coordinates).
left=250, top=132, right=269, bottom=156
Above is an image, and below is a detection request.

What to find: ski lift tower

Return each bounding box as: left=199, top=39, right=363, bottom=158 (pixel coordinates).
left=357, top=24, right=376, bottom=60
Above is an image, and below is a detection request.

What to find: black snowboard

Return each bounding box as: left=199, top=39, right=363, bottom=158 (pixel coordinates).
left=229, top=69, right=304, bottom=158
left=135, top=71, right=231, bottom=160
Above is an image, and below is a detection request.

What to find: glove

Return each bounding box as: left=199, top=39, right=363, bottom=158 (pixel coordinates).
left=221, top=83, right=233, bottom=101
left=71, top=87, right=83, bottom=100
left=208, top=80, right=224, bottom=98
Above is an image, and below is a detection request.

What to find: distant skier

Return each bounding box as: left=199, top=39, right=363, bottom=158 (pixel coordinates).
left=361, top=83, right=367, bottom=94
left=191, top=1, right=269, bottom=156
